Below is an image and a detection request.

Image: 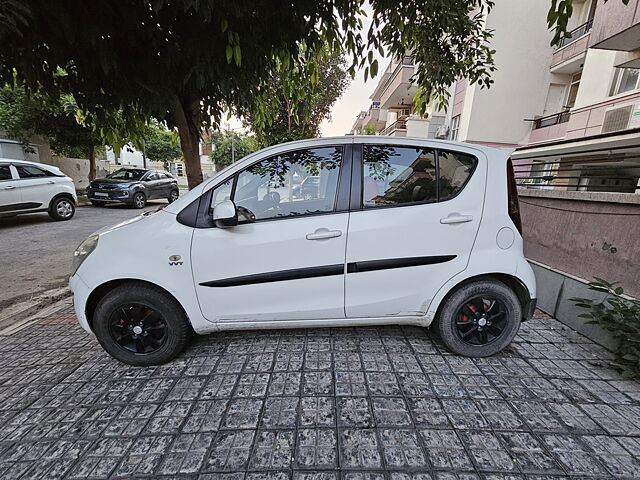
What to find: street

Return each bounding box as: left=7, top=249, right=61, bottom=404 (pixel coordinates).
left=0, top=202, right=166, bottom=310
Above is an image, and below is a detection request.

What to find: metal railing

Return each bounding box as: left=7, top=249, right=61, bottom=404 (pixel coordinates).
left=380, top=119, right=407, bottom=135
left=531, top=111, right=571, bottom=130
left=514, top=157, right=640, bottom=194
left=558, top=19, right=593, bottom=48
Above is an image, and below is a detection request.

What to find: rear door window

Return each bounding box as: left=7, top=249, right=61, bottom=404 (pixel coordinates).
left=15, top=165, right=52, bottom=178
left=0, top=165, right=12, bottom=181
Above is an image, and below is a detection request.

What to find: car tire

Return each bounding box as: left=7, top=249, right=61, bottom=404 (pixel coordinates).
left=167, top=189, right=179, bottom=203
left=90, top=200, right=106, bottom=207
left=48, top=196, right=75, bottom=221
left=93, top=283, right=193, bottom=366
left=434, top=280, right=521, bottom=357
left=132, top=192, right=146, bottom=209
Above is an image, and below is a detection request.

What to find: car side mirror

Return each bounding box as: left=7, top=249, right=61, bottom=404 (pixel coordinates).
left=212, top=199, right=238, bottom=228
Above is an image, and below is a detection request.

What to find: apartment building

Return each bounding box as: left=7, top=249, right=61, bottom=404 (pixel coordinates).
left=514, top=0, right=640, bottom=194
left=349, top=55, right=446, bottom=138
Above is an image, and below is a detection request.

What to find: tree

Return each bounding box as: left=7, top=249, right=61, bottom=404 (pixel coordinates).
left=243, top=45, right=350, bottom=148
left=0, top=1, right=622, bottom=189
left=136, top=121, right=182, bottom=170
left=208, top=130, right=259, bottom=170
left=0, top=84, right=104, bottom=179
left=362, top=124, right=378, bottom=135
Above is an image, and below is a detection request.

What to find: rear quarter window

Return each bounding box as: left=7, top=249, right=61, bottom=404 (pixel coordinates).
left=438, top=150, right=477, bottom=200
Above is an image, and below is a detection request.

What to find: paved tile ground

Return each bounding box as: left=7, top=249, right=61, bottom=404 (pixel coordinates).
left=0, top=306, right=639, bottom=479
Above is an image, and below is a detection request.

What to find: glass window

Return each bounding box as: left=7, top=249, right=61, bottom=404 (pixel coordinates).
left=147, top=173, right=160, bottom=181
left=233, top=147, right=342, bottom=221
left=0, top=165, right=12, bottom=181
left=362, top=146, right=437, bottom=207
left=439, top=150, right=477, bottom=200
left=210, top=178, right=233, bottom=212
left=610, top=68, right=640, bottom=96
left=449, top=115, right=460, bottom=141
left=107, top=168, right=147, bottom=180
left=15, top=165, right=51, bottom=178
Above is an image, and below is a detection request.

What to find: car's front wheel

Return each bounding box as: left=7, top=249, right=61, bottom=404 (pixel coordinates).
left=131, top=192, right=146, bottom=209
left=48, top=196, right=75, bottom=221
left=434, top=280, right=521, bottom=357
left=167, top=189, right=179, bottom=203
left=93, top=283, right=193, bottom=366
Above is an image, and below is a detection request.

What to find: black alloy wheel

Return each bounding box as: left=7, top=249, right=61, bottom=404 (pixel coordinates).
left=454, top=296, right=508, bottom=346
left=108, top=304, right=168, bottom=354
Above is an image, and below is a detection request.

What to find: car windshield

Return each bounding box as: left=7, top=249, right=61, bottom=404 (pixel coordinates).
left=106, top=169, right=146, bottom=180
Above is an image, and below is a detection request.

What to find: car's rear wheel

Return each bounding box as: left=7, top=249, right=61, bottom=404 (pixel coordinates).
left=93, top=283, right=193, bottom=366
left=434, top=280, right=521, bottom=357
left=48, top=197, right=75, bottom=221
left=132, top=192, right=146, bottom=209
left=167, top=189, right=179, bottom=203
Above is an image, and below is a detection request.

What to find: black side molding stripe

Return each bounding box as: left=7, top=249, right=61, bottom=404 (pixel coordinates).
left=0, top=202, right=42, bottom=212
left=347, top=255, right=457, bottom=274
left=200, top=255, right=457, bottom=288
left=200, top=264, right=344, bottom=287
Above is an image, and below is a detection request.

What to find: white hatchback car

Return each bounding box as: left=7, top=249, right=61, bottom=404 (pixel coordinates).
left=70, top=137, right=536, bottom=366
left=0, top=159, right=77, bottom=221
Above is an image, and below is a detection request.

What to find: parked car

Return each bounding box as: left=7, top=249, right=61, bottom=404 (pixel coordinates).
left=70, top=137, right=536, bottom=366
left=292, top=175, right=320, bottom=200
left=87, top=168, right=179, bottom=209
left=0, top=158, right=77, bottom=221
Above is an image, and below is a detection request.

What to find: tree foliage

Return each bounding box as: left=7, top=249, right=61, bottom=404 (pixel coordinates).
left=0, top=1, right=626, bottom=188
left=242, top=44, right=350, bottom=148
left=207, top=130, right=259, bottom=170
left=135, top=121, right=182, bottom=169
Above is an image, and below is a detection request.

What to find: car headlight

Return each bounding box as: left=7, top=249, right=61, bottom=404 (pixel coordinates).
left=72, top=235, right=99, bottom=275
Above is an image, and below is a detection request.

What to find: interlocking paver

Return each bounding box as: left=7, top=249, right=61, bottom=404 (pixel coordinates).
left=0, top=308, right=637, bottom=479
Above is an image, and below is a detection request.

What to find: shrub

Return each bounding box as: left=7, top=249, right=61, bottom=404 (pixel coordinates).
left=572, top=278, right=640, bottom=379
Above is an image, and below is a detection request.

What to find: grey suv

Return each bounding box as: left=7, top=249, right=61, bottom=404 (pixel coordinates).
left=88, top=168, right=179, bottom=208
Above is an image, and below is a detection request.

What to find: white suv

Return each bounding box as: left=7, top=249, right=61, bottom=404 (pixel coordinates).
left=0, top=159, right=77, bottom=221
left=70, top=137, right=536, bottom=366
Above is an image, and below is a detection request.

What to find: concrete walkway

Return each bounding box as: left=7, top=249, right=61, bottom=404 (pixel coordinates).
left=0, top=305, right=639, bottom=479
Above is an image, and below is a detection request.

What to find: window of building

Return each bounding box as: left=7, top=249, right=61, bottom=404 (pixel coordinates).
left=609, top=68, right=640, bottom=96
left=449, top=115, right=460, bottom=141
left=565, top=72, right=581, bottom=109
left=362, top=146, right=437, bottom=207
left=232, top=147, right=342, bottom=221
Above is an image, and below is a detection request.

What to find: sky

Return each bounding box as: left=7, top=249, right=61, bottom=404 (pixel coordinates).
left=224, top=4, right=387, bottom=139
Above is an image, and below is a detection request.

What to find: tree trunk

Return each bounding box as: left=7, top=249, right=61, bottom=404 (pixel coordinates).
left=88, top=145, right=96, bottom=181
left=171, top=95, right=203, bottom=189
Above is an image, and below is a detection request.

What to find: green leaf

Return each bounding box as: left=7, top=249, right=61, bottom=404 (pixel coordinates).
left=233, top=45, right=241, bottom=66
left=225, top=45, right=233, bottom=64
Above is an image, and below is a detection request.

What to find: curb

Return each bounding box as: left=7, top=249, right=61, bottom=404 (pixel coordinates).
left=0, top=287, right=72, bottom=334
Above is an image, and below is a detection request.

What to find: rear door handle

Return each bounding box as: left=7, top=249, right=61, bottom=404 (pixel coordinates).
left=440, top=214, right=473, bottom=224
left=306, top=228, right=342, bottom=240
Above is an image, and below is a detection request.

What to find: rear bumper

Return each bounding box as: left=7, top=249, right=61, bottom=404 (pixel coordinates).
left=523, top=297, right=537, bottom=321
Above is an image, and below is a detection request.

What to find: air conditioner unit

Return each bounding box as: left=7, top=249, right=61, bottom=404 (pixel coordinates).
left=435, top=125, right=449, bottom=139
left=602, top=103, right=640, bottom=133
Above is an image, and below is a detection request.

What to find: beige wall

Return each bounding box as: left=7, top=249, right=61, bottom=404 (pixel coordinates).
left=49, top=156, right=110, bottom=192
left=573, top=49, right=619, bottom=109
left=463, top=0, right=555, bottom=144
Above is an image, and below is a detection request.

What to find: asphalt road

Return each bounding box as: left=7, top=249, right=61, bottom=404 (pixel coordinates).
left=0, top=201, right=167, bottom=309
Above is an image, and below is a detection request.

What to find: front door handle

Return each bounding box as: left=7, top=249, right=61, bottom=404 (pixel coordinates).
left=2, top=186, right=15, bottom=190
left=306, top=228, right=342, bottom=240
left=440, top=214, right=473, bottom=224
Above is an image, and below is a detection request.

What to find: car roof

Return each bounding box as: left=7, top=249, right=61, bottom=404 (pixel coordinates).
left=0, top=158, right=46, bottom=166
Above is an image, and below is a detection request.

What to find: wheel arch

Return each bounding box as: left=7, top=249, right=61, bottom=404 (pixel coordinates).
left=430, top=273, right=532, bottom=324
left=85, top=278, right=188, bottom=331
left=48, top=192, right=76, bottom=209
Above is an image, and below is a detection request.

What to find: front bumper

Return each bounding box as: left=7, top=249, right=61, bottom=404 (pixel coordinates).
left=87, top=188, right=132, bottom=203
left=69, top=273, right=94, bottom=334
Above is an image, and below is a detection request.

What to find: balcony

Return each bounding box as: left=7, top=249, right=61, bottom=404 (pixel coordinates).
left=550, top=20, right=591, bottom=72
left=378, top=58, right=417, bottom=110
left=380, top=119, right=407, bottom=136
left=526, top=111, right=571, bottom=144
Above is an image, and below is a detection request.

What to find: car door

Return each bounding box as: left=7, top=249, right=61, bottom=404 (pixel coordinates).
left=191, top=144, right=351, bottom=323
left=13, top=163, right=57, bottom=210
left=0, top=163, right=22, bottom=212
left=344, top=142, right=485, bottom=318
left=143, top=172, right=163, bottom=199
